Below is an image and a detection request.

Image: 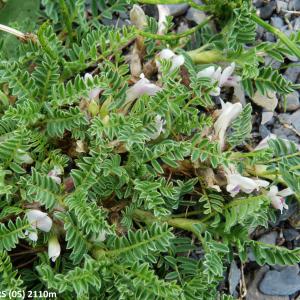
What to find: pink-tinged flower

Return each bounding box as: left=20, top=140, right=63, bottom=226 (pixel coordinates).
left=149, top=115, right=166, bottom=140
left=26, top=209, right=52, bottom=233
left=225, top=165, right=269, bottom=197
left=214, top=100, right=243, bottom=148
left=197, top=63, right=240, bottom=96
left=84, top=73, right=102, bottom=100
left=226, top=173, right=269, bottom=197
left=156, top=49, right=185, bottom=72
left=48, top=166, right=62, bottom=185
left=130, top=5, right=147, bottom=30
left=268, top=186, right=293, bottom=213
left=126, top=73, right=162, bottom=103
left=48, top=235, right=61, bottom=262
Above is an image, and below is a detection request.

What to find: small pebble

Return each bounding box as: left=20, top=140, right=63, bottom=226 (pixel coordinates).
left=283, top=228, right=300, bottom=241
left=284, top=66, right=300, bottom=83
left=261, top=111, right=274, bottom=125
left=290, top=109, right=300, bottom=132
left=186, top=8, right=207, bottom=24
left=259, top=1, right=276, bottom=20
left=284, top=91, right=300, bottom=112
left=270, top=16, right=284, bottom=29
left=228, top=260, right=241, bottom=295
left=259, top=265, right=300, bottom=296
left=252, top=90, right=278, bottom=111
left=276, top=1, right=288, bottom=13
left=265, top=32, right=276, bottom=42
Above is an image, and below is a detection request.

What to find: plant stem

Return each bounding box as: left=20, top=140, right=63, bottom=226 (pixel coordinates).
left=0, top=24, right=36, bottom=42
left=132, top=209, right=206, bottom=235
left=137, top=17, right=211, bottom=41
left=251, top=13, right=300, bottom=59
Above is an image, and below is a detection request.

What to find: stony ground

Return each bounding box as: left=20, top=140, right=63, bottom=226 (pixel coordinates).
left=130, top=1, right=300, bottom=299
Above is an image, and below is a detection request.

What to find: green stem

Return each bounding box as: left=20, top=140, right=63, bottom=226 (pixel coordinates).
left=251, top=13, right=300, bottom=59
left=132, top=209, right=206, bottom=235
left=137, top=17, right=211, bottom=41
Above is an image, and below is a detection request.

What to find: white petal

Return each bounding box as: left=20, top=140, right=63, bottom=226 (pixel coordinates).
left=28, top=231, right=38, bottom=242
left=48, top=236, right=61, bottom=262
left=212, top=67, right=222, bottom=82
left=209, top=86, right=221, bottom=96
left=126, top=76, right=162, bottom=103
left=267, top=185, right=279, bottom=198
left=254, top=179, right=270, bottom=188
left=270, top=195, right=284, bottom=213
left=26, top=210, right=47, bottom=224
left=84, top=73, right=93, bottom=81
left=277, top=187, right=294, bottom=197
left=197, top=66, right=216, bottom=78
left=159, top=49, right=175, bottom=60
left=170, top=54, right=185, bottom=71
left=214, top=102, right=242, bottom=148
left=130, top=4, right=147, bottom=30
left=219, top=63, right=235, bottom=87
left=18, top=153, right=34, bottom=164
left=157, top=5, right=170, bottom=34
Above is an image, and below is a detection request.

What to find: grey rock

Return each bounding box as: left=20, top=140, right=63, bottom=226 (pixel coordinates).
left=265, top=32, right=276, bottom=42
left=270, top=16, right=284, bottom=29
left=159, top=4, right=189, bottom=17
left=278, top=113, right=292, bottom=124
left=276, top=1, right=288, bottom=13
left=277, top=201, right=299, bottom=222
left=284, top=91, right=300, bottom=112
left=258, top=231, right=278, bottom=245
left=290, top=109, right=300, bottom=131
left=261, top=111, right=274, bottom=125
left=294, top=18, right=300, bottom=31
left=284, top=66, right=300, bottom=83
left=186, top=8, right=207, bottom=24
left=254, top=0, right=265, bottom=8
left=252, top=90, right=278, bottom=111
left=229, top=260, right=241, bottom=295
left=259, top=265, right=300, bottom=296
left=283, top=228, right=300, bottom=241
left=246, top=266, right=289, bottom=300
left=265, top=56, right=282, bottom=69
left=290, top=0, right=300, bottom=11
left=256, top=25, right=265, bottom=39
left=259, top=124, right=271, bottom=138
left=259, top=2, right=276, bottom=20
left=272, top=127, right=299, bottom=143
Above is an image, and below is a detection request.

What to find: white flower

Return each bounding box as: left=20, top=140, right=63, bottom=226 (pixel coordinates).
left=156, top=49, right=185, bottom=72
left=149, top=115, right=166, bottom=139
left=48, top=235, right=61, bottom=262
left=126, top=73, right=162, bottom=103
left=225, top=166, right=269, bottom=197
left=214, top=100, right=243, bottom=148
left=26, top=209, right=53, bottom=233
left=25, top=230, right=38, bottom=242
left=157, top=5, right=170, bottom=34
left=48, top=166, right=62, bottom=185
left=130, top=4, right=147, bottom=30
left=197, top=63, right=240, bottom=96
left=267, top=186, right=293, bottom=214
left=84, top=73, right=102, bottom=100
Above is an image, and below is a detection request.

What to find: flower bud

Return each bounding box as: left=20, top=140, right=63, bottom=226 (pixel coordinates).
left=130, top=5, right=147, bottom=30
left=48, top=235, right=61, bottom=262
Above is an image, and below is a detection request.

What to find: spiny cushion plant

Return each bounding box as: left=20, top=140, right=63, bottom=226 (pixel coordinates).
left=0, top=0, right=300, bottom=299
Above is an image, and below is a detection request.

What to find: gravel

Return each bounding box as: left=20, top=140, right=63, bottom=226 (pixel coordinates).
left=284, top=91, right=300, bottom=112
left=259, top=1, right=276, bottom=20
left=284, top=66, right=300, bottom=83
left=259, top=265, right=300, bottom=296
